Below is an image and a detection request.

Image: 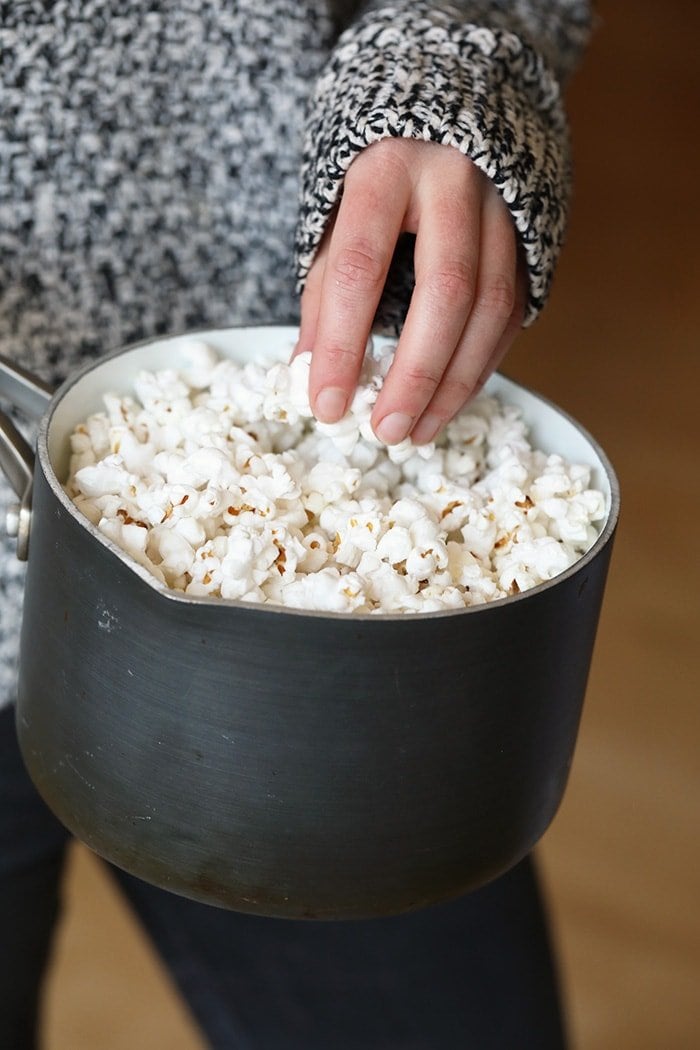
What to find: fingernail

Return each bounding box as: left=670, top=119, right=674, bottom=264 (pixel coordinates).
left=314, top=386, right=348, bottom=423
left=374, top=412, right=414, bottom=445
left=410, top=413, right=442, bottom=445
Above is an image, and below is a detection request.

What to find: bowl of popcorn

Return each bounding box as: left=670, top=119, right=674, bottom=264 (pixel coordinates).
left=0, top=326, right=619, bottom=919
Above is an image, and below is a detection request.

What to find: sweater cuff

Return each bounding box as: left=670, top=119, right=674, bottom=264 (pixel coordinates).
left=295, top=2, right=574, bottom=325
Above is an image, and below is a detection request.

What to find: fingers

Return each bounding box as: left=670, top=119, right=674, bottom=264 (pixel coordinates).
left=297, top=139, right=528, bottom=441
left=295, top=229, right=330, bottom=361
left=305, top=149, right=412, bottom=423
left=470, top=249, right=528, bottom=399
left=369, top=156, right=483, bottom=445
left=407, top=188, right=522, bottom=444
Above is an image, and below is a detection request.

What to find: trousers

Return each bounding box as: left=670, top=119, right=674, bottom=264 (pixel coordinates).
left=0, top=705, right=567, bottom=1049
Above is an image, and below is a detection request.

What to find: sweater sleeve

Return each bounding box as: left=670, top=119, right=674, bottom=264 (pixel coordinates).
left=295, top=0, right=593, bottom=326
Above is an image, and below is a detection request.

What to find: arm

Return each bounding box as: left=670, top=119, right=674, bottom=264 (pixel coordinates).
left=296, top=1, right=593, bottom=443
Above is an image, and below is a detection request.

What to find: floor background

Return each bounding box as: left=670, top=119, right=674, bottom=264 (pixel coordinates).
left=40, top=1, right=700, bottom=1047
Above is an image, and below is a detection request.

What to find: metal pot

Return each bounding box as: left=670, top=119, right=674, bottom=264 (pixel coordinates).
left=0, top=326, right=619, bottom=919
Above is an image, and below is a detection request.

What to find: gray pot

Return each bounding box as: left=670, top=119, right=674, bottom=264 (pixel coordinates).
left=0, top=326, right=619, bottom=919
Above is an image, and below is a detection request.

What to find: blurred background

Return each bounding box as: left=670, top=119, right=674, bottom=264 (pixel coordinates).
left=41, top=1, right=699, bottom=1047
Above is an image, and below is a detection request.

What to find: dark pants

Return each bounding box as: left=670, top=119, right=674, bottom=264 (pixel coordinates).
left=0, top=705, right=567, bottom=1049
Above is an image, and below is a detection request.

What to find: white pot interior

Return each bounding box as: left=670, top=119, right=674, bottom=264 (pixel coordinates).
left=40, top=326, right=619, bottom=605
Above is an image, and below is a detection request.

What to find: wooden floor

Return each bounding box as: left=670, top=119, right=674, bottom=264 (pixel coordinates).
left=41, top=1, right=699, bottom=1047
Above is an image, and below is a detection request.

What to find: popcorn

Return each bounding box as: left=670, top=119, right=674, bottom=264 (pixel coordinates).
left=375, top=523, right=413, bottom=566
left=148, top=524, right=196, bottom=577
left=179, top=339, right=220, bottom=389
left=66, top=342, right=607, bottom=614
left=495, top=536, right=575, bottom=595
left=355, top=554, right=419, bottom=610
left=73, top=456, right=138, bottom=499
left=280, top=567, right=369, bottom=613
left=297, top=531, right=331, bottom=573
left=220, top=527, right=279, bottom=593
left=304, top=462, right=362, bottom=508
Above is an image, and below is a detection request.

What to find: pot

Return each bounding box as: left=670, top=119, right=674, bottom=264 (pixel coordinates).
left=0, top=326, right=619, bottom=919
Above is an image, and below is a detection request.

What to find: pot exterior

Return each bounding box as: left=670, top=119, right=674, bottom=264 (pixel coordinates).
left=17, top=465, right=615, bottom=918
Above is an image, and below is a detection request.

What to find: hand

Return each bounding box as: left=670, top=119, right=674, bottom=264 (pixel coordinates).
left=297, top=138, right=527, bottom=444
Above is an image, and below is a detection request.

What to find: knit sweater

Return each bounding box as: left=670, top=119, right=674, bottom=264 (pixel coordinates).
left=0, top=0, right=591, bottom=705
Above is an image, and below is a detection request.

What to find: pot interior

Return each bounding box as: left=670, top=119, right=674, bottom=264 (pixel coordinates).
left=40, top=326, right=619, bottom=601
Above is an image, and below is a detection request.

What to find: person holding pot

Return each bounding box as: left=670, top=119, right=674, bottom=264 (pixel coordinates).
left=0, top=1, right=592, bottom=1047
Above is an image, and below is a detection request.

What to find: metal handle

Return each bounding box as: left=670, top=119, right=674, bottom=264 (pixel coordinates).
left=0, top=354, right=54, bottom=419
left=0, top=409, right=34, bottom=500
left=0, top=409, right=34, bottom=561
left=0, top=356, right=54, bottom=561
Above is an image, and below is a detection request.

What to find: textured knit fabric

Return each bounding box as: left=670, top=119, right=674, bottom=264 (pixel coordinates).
left=297, top=0, right=592, bottom=321
left=0, top=0, right=591, bottom=705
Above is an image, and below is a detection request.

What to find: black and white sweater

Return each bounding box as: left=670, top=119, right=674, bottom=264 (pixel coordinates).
left=0, top=0, right=591, bottom=703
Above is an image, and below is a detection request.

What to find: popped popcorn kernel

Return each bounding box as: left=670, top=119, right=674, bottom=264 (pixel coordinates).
left=66, top=342, right=607, bottom=614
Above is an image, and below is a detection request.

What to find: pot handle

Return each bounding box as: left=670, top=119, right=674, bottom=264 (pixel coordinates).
left=0, top=354, right=54, bottom=419
left=0, top=355, right=54, bottom=561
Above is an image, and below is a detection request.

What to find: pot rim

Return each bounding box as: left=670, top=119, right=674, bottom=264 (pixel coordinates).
left=36, top=325, right=621, bottom=622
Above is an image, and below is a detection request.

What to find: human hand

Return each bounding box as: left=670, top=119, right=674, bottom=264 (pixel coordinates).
left=297, top=138, right=527, bottom=444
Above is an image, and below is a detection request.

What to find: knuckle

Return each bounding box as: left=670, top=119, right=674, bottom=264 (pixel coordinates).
left=347, top=139, right=413, bottom=184
left=437, top=375, right=474, bottom=406
left=402, top=364, right=442, bottom=394
left=423, top=263, right=476, bottom=308
left=477, top=275, right=516, bottom=319
left=331, top=241, right=388, bottom=295
left=320, top=343, right=360, bottom=369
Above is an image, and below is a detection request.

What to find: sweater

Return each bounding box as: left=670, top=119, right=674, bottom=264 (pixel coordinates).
left=0, top=0, right=591, bottom=705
